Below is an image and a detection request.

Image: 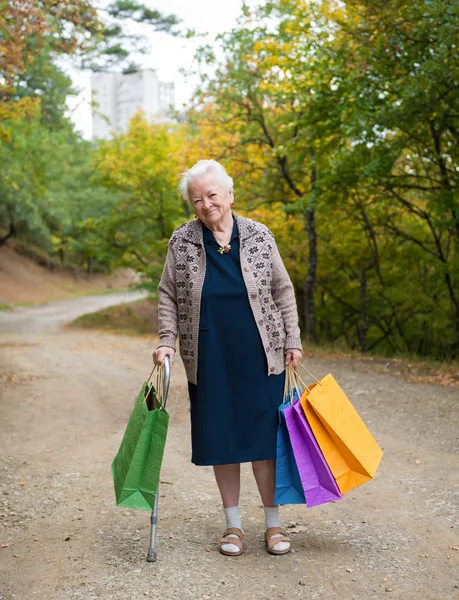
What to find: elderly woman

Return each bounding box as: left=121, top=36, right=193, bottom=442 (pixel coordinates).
left=153, top=160, right=302, bottom=556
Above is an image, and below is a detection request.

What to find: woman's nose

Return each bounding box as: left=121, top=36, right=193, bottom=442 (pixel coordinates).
left=202, top=197, right=213, bottom=209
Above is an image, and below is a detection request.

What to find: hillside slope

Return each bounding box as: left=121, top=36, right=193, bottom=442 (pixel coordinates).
left=0, top=245, right=136, bottom=304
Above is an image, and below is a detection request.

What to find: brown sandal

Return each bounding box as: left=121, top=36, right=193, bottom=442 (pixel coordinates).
left=219, top=527, right=244, bottom=556
left=265, top=527, right=291, bottom=555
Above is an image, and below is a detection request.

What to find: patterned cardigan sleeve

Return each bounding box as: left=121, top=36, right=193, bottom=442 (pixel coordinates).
left=157, top=243, right=178, bottom=350
left=270, top=237, right=302, bottom=350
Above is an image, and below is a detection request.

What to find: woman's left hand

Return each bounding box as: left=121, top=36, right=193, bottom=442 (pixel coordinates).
left=285, top=348, right=302, bottom=368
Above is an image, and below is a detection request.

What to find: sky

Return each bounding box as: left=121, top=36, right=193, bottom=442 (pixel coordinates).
left=65, top=0, right=244, bottom=138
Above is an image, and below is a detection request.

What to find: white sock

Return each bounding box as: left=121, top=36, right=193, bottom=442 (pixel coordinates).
left=221, top=506, right=242, bottom=553
left=264, top=506, right=290, bottom=552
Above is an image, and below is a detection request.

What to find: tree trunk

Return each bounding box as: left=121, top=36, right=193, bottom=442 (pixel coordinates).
left=303, top=205, right=318, bottom=343
left=359, top=267, right=368, bottom=352
left=295, top=285, right=306, bottom=333
left=303, top=152, right=319, bottom=344
left=452, top=303, right=459, bottom=360
left=0, top=222, right=15, bottom=247
left=87, top=257, right=93, bottom=277
left=158, top=190, right=166, bottom=238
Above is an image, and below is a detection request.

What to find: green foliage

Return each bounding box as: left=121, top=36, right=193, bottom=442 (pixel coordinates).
left=82, top=114, right=186, bottom=292
left=0, top=0, right=186, bottom=272
left=0, top=111, right=119, bottom=270
left=186, top=0, right=459, bottom=359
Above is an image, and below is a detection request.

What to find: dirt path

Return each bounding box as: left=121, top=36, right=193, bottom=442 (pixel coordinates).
left=0, top=295, right=458, bottom=600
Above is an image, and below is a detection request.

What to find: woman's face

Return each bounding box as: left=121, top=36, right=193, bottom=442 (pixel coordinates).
left=188, top=172, right=233, bottom=228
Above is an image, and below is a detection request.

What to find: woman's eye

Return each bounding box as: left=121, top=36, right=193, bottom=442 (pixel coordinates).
left=210, top=194, right=216, bottom=198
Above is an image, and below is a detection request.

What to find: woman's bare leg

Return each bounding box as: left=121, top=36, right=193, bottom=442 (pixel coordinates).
left=213, top=463, right=243, bottom=554
left=252, top=459, right=290, bottom=553
left=251, top=459, right=276, bottom=505
left=213, top=463, right=241, bottom=507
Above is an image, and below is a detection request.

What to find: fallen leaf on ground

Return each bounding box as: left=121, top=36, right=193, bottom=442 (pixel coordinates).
left=1, top=544, right=8, bottom=548
left=346, top=568, right=355, bottom=573
left=450, top=546, right=459, bottom=551
left=288, top=525, right=307, bottom=534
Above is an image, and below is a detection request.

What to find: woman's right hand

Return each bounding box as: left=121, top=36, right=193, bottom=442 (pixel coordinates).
left=152, top=347, right=176, bottom=368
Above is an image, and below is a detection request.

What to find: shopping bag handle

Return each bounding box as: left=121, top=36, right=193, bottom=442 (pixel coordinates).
left=146, top=364, right=157, bottom=384
left=297, top=362, right=322, bottom=386
left=283, top=362, right=323, bottom=404
left=283, top=364, right=304, bottom=404
left=145, top=355, right=171, bottom=410
left=289, top=366, right=316, bottom=399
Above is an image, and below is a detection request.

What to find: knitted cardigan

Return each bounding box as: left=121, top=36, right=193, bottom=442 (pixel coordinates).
left=157, top=213, right=302, bottom=384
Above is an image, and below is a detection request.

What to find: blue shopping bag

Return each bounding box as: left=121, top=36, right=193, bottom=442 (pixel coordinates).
left=274, top=389, right=306, bottom=504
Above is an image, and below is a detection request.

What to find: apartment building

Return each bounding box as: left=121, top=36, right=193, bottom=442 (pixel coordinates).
left=91, top=69, right=175, bottom=139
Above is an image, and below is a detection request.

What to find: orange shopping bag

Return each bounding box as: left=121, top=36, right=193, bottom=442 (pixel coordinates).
left=297, top=366, right=383, bottom=494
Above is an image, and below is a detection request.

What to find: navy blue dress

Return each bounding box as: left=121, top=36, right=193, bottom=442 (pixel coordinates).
left=188, top=218, right=285, bottom=466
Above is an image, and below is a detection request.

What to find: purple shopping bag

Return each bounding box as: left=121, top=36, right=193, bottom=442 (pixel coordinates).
left=284, top=398, right=342, bottom=508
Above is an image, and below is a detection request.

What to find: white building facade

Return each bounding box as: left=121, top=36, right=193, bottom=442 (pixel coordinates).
left=91, top=69, right=175, bottom=139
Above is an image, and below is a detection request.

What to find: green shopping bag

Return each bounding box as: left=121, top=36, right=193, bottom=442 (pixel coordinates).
left=111, top=366, right=169, bottom=510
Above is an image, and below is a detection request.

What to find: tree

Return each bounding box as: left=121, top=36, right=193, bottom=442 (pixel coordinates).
left=188, top=0, right=459, bottom=358
left=86, top=114, right=185, bottom=291
left=0, top=0, right=183, bottom=269
left=189, top=0, right=351, bottom=341
left=326, top=0, right=459, bottom=357
left=0, top=0, right=182, bottom=130
left=80, top=0, right=186, bottom=72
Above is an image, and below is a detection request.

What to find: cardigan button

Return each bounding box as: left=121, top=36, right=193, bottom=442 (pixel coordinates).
left=244, top=267, right=249, bottom=272
left=265, top=347, right=270, bottom=353
left=270, top=366, right=275, bottom=373
left=250, top=293, right=257, bottom=299
left=258, top=319, right=263, bottom=326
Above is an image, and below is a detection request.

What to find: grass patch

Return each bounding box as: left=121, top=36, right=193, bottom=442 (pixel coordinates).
left=0, top=301, right=38, bottom=311
left=67, top=287, right=137, bottom=300
left=69, top=298, right=158, bottom=336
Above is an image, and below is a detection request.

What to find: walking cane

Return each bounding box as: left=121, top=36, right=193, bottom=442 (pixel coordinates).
left=146, top=354, right=171, bottom=563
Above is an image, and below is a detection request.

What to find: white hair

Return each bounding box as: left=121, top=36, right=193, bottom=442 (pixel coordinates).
left=178, top=159, right=234, bottom=204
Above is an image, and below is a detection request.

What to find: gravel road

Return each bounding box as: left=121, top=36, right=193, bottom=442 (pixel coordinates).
left=0, top=294, right=458, bottom=600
